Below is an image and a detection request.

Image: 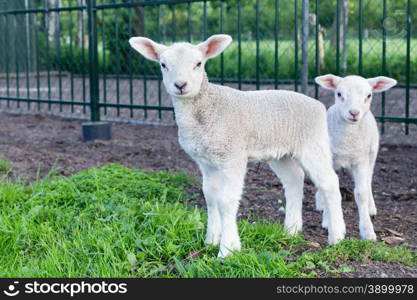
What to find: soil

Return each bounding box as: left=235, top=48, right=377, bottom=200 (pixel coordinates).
left=0, top=111, right=416, bottom=278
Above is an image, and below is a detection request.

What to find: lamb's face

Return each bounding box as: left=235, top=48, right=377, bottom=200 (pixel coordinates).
left=158, top=44, right=205, bottom=98
left=315, top=74, right=397, bottom=124
left=334, top=76, right=373, bottom=124
left=129, top=35, right=232, bottom=99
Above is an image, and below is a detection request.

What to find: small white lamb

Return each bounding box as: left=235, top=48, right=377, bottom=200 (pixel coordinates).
left=129, top=34, right=346, bottom=257
left=315, top=74, right=397, bottom=240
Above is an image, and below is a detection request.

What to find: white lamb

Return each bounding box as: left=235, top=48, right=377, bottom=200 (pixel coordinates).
left=315, top=74, right=397, bottom=240
left=129, top=34, right=346, bottom=257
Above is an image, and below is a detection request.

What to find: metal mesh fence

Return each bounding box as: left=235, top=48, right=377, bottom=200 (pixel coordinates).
left=0, top=0, right=415, bottom=140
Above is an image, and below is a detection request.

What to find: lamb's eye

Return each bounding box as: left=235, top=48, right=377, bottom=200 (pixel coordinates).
left=195, top=61, right=202, bottom=68
left=367, top=94, right=372, bottom=98
left=337, top=92, right=342, bottom=97
left=161, top=63, right=167, bottom=69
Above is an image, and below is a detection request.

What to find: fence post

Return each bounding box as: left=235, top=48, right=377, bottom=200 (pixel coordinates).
left=87, top=0, right=100, bottom=122
left=405, top=0, right=411, bottom=135
left=301, top=0, right=309, bottom=94
left=83, top=0, right=111, bottom=141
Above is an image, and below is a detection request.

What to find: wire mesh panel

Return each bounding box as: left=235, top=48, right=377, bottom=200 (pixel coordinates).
left=0, top=0, right=90, bottom=117
left=0, top=0, right=415, bottom=139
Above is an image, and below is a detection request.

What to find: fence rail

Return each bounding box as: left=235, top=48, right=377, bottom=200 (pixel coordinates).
left=0, top=0, right=415, bottom=136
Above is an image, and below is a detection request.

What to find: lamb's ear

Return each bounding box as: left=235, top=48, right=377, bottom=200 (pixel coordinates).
left=129, top=37, right=167, bottom=62
left=367, top=76, right=397, bottom=93
left=315, top=74, right=342, bottom=90
left=197, top=34, right=232, bottom=60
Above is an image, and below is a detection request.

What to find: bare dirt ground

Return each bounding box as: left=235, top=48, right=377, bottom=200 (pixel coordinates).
left=0, top=112, right=416, bottom=278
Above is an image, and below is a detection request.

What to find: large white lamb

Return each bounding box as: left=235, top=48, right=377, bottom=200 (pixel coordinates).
left=129, top=34, right=346, bottom=257
left=315, top=74, right=397, bottom=240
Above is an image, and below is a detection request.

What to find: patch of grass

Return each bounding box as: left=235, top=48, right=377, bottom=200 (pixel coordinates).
left=256, top=185, right=268, bottom=191
left=297, top=239, right=417, bottom=276
left=0, top=163, right=415, bottom=277
left=0, top=159, right=12, bottom=173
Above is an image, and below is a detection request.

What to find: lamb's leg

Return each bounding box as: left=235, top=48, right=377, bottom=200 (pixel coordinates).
left=315, top=189, right=329, bottom=229
left=200, top=165, right=222, bottom=246
left=352, top=163, right=377, bottom=240
left=300, top=150, right=346, bottom=245
left=315, top=190, right=324, bottom=211
left=316, top=165, right=341, bottom=229
left=368, top=186, right=377, bottom=217
left=200, top=162, right=246, bottom=258
left=269, top=157, right=305, bottom=235
left=218, top=165, right=246, bottom=258
left=368, top=150, right=378, bottom=216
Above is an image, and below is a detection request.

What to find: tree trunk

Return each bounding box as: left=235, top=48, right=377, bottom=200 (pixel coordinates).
left=123, top=0, right=145, bottom=36
left=341, top=0, right=349, bottom=74
left=77, top=0, right=85, bottom=46
left=25, top=0, right=37, bottom=72
left=318, top=26, right=326, bottom=71
left=309, top=13, right=326, bottom=72
left=46, top=0, right=60, bottom=43
left=301, top=0, right=309, bottom=94
left=331, top=0, right=349, bottom=74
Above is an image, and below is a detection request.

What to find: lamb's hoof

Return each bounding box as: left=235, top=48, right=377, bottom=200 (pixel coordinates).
left=369, top=207, right=377, bottom=217
left=205, top=233, right=221, bottom=246
left=328, top=224, right=346, bottom=245
left=284, top=222, right=302, bottom=236
left=321, top=209, right=328, bottom=229
left=314, top=193, right=323, bottom=212
left=315, top=205, right=323, bottom=212
left=360, top=230, right=377, bottom=241
left=328, top=233, right=344, bottom=245
left=321, top=219, right=328, bottom=229
left=218, top=241, right=241, bottom=258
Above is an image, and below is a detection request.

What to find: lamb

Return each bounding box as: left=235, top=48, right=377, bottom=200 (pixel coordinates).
left=129, top=34, right=346, bottom=257
left=315, top=74, right=397, bottom=240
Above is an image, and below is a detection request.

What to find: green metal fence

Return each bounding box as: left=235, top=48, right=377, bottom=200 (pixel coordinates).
left=0, top=0, right=416, bottom=134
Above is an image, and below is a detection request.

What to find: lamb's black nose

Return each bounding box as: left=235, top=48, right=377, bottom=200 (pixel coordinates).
left=174, top=81, right=187, bottom=91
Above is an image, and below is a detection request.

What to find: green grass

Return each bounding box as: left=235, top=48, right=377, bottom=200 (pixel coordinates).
left=0, top=159, right=12, bottom=173
left=0, top=163, right=415, bottom=277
